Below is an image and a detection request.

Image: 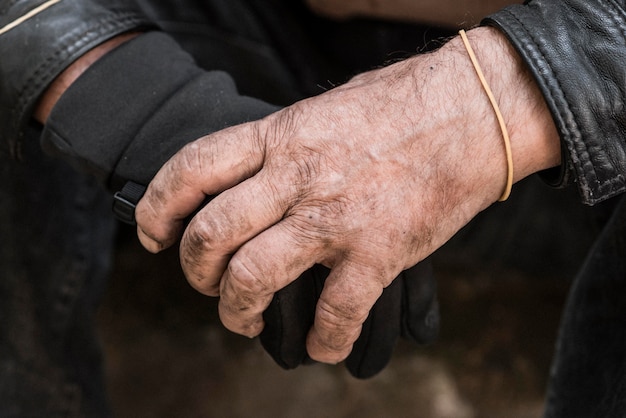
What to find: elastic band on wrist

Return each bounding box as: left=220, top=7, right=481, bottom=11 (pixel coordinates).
left=459, top=29, right=513, bottom=202
left=0, top=0, right=63, bottom=36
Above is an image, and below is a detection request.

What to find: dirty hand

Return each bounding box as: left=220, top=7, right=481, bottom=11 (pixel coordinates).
left=135, top=27, right=560, bottom=364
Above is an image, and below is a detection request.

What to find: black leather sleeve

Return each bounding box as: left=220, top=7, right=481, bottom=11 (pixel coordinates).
left=483, top=0, right=626, bottom=206
left=0, top=0, right=155, bottom=156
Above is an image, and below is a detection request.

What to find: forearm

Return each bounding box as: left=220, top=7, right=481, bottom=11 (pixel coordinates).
left=456, top=27, right=560, bottom=185
left=399, top=26, right=560, bottom=209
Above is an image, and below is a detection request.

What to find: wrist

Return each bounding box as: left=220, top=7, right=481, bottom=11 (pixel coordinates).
left=461, top=27, right=560, bottom=178
left=443, top=27, right=561, bottom=205
left=34, top=32, right=140, bottom=124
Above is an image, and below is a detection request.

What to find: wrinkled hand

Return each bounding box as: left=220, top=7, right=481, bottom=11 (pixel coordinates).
left=135, top=27, right=559, bottom=364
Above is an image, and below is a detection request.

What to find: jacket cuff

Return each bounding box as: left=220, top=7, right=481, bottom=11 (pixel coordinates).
left=0, top=0, right=155, bottom=156
left=40, top=32, right=204, bottom=189
left=483, top=1, right=626, bottom=205
left=41, top=31, right=278, bottom=191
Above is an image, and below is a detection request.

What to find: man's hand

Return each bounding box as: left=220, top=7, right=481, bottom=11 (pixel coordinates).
left=135, top=27, right=560, bottom=364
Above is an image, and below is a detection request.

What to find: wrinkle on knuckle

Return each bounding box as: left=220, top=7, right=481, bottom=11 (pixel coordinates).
left=288, top=207, right=327, bottom=239
left=140, top=194, right=162, bottom=222
left=227, top=253, right=273, bottom=297
left=185, top=209, right=240, bottom=255
left=313, top=298, right=364, bottom=352
left=183, top=219, right=217, bottom=256
left=179, top=223, right=222, bottom=290
left=137, top=181, right=174, bottom=223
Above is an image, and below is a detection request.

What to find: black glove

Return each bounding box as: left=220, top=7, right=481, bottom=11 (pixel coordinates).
left=41, top=31, right=278, bottom=193
left=0, top=0, right=153, bottom=156
left=261, top=260, right=439, bottom=379
left=40, top=31, right=439, bottom=378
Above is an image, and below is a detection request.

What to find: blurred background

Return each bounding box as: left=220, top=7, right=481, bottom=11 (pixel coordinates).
left=97, top=176, right=608, bottom=417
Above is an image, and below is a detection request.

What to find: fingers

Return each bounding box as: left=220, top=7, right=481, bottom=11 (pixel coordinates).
left=191, top=189, right=393, bottom=360
left=215, top=217, right=323, bottom=337
left=135, top=122, right=264, bottom=253
left=306, top=261, right=387, bottom=364
left=178, top=165, right=302, bottom=296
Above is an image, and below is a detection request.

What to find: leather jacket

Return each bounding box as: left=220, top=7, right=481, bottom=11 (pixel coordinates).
left=485, top=1, right=626, bottom=205
left=1, top=0, right=625, bottom=205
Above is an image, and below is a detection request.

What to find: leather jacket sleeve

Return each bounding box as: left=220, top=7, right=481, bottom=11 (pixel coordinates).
left=0, top=0, right=155, bottom=156
left=483, top=0, right=626, bottom=206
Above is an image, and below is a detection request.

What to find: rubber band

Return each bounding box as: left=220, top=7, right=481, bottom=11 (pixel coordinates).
left=0, top=0, right=63, bottom=36
left=459, top=29, right=513, bottom=202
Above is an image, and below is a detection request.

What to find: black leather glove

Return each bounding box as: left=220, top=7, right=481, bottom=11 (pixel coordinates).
left=261, top=260, right=439, bottom=379
left=39, top=31, right=439, bottom=378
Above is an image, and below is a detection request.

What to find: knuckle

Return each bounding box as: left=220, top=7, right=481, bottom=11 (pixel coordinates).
left=221, top=315, right=263, bottom=338
left=227, top=252, right=273, bottom=296
left=180, top=232, right=215, bottom=280
left=183, top=218, right=219, bottom=253
left=314, top=298, right=364, bottom=352
left=179, top=223, right=222, bottom=295
left=184, top=210, right=241, bottom=256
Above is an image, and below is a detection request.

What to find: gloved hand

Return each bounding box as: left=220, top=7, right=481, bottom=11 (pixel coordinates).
left=261, top=260, right=439, bottom=379
left=40, top=31, right=439, bottom=378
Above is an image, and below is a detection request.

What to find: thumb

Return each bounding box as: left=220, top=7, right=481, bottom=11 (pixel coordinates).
left=135, top=122, right=265, bottom=253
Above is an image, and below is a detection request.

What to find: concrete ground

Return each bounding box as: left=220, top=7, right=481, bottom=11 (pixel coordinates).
left=98, top=177, right=602, bottom=417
